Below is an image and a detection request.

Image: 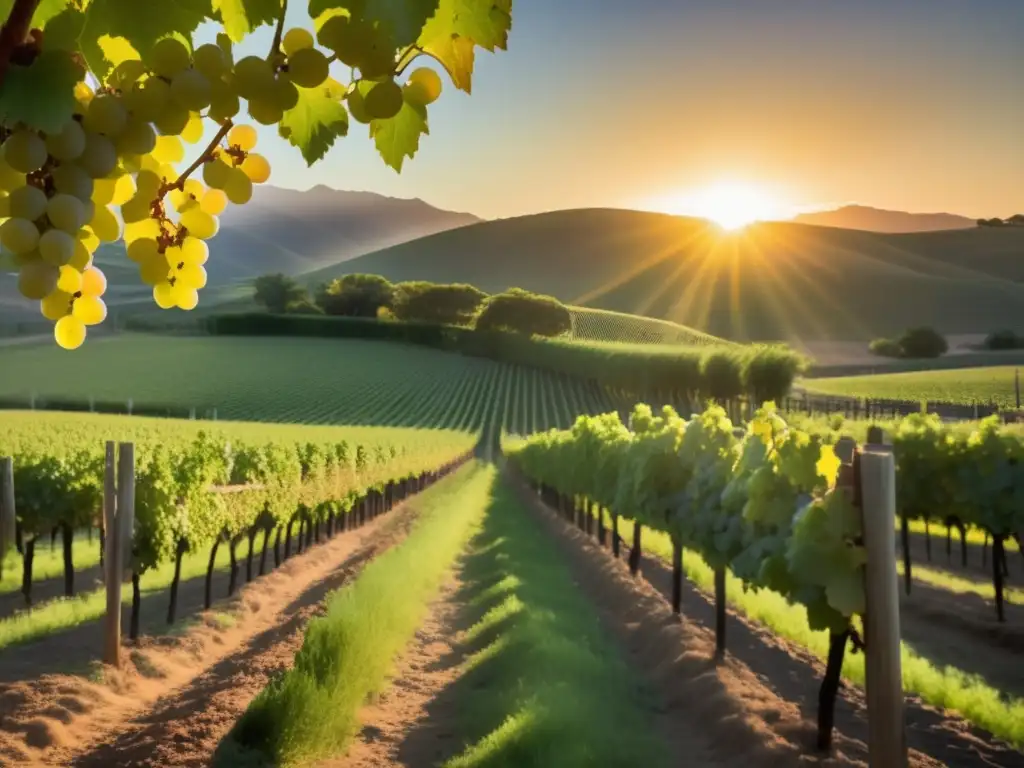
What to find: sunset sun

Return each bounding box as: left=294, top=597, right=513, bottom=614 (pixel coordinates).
left=655, top=181, right=792, bottom=230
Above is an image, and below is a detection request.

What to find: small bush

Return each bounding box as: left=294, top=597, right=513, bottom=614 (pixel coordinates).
left=984, top=330, right=1023, bottom=350
left=475, top=288, right=571, bottom=337
left=743, top=345, right=807, bottom=405
left=253, top=273, right=307, bottom=314
left=699, top=348, right=744, bottom=401
left=897, top=327, right=948, bottom=359
left=315, top=274, right=394, bottom=317
left=392, top=281, right=487, bottom=325
left=869, top=337, right=904, bottom=358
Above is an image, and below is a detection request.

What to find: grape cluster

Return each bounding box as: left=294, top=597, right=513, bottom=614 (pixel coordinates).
left=0, top=15, right=446, bottom=350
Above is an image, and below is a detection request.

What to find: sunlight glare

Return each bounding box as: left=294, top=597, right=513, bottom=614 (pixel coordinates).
left=656, top=181, right=791, bottom=230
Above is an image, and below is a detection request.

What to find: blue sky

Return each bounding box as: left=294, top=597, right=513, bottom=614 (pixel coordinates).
left=193, top=1, right=1024, bottom=220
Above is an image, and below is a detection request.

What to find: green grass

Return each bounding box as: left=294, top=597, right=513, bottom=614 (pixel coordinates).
left=220, top=463, right=490, bottom=767
left=440, top=476, right=669, bottom=768
left=0, top=529, right=101, bottom=596
left=0, top=531, right=269, bottom=651
left=609, top=515, right=1024, bottom=749
left=0, top=334, right=616, bottom=433
left=805, top=366, right=1021, bottom=407
left=567, top=305, right=730, bottom=347
left=900, top=562, right=1023, bottom=605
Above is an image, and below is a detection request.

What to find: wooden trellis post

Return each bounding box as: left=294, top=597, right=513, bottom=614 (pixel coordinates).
left=103, top=442, right=135, bottom=667
left=0, top=457, right=14, bottom=574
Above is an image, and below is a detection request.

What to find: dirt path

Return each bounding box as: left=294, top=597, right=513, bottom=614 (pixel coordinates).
left=321, top=574, right=466, bottom=768
left=508, top=473, right=1024, bottom=768
left=0, top=505, right=420, bottom=768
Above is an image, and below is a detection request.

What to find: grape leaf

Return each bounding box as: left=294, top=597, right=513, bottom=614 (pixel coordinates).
left=97, top=35, right=141, bottom=69
left=417, top=0, right=512, bottom=92
left=0, top=0, right=71, bottom=27
left=213, top=0, right=280, bottom=42
left=370, top=99, right=428, bottom=171
left=279, top=79, right=350, bottom=165
left=0, top=49, right=81, bottom=134
left=310, top=0, right=439, bottom=47
left=41, top=6, right=85, bottom=51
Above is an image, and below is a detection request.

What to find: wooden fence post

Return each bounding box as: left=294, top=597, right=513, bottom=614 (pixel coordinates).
left=0, top=458, right=14, bottom=573
left=103, top=442, right=121, bottom=667
left=859, top=432, right=907, bottom=768
left=117, top=443, right=135, bottom=577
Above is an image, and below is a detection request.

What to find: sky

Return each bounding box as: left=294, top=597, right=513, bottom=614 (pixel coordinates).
left=194, top=1, right=1024, bottom=221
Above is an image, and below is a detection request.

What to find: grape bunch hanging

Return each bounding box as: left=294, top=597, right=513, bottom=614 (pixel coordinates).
left=0, top=18, right=444, bottom=350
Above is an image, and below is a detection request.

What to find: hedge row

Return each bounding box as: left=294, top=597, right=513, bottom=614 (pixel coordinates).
left=205, top=314, right=806, bottom=404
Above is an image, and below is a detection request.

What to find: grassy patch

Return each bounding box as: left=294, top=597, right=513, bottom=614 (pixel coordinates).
left=0, top=532, right=268, bottom=650
left=900, top=562, right=1023, bottom=605
left=220, top=463, right=490, bottom=767
left=0, top=529, right=102, bottom=596
left=609, top=515, right=1024, bottom=749
left=441, top=477, right=669, bottom=768
left=804, top=366, right=1020, bottom=407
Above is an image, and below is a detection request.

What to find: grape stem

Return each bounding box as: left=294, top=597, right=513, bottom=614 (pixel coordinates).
left=269, top=0, right=288, bottom=58
left=0, top=0, right=41, bottom=87
left=395, top=45, right=425, bottom=77
left=160, top=119, right=233, bottom=197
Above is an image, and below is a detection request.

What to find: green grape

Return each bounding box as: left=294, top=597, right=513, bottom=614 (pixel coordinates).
left=404, top=67, right=442, bottom=107
left=124, top=77, right=171, bottom=122
left=18, top=259, right=58, bottom=299
left=286, top=47, right=329, bottom=88
left=170, top=69, right=212, bottom=110
left=72, top=294, right=107, bottom=325
left=223, top=167, right=253, bottom=204
left=120, top=194, right=152, bottom=224
left=227, top=124, right=258, bottom=151
left=77, top=226, right=100, bottom=255
left=200, top=188, right=227, bottom=216
left=149, top=37, right=191, bottom=79
left=1, top=218, right=40, bottom=253
left=127, top=237, right=160, bottom=263
left=208, top=80, right=241, bottom=121
left=40, top=289, right=73, bottom=321
left=78, top=133, right=118, bottom=179
left=83, top=94, right=128, bottom=137
left=89, top=205, right=121, bottom=242
left=233, top=56, right=275, bottom=100
left=181, top=113, right=204, bottom=144
left=69, top=238, right=91, bottom=270
left=240, top=153, right=271, bottom=184
left=193, top=43, right=229, bottom=79
left=180, top=207, right=219, bottom=239
left=282, top=27, right=314, bottom=56
left=0, top=156, right=24, bottom=191
left=346, top=87, right=371, bottom=124
left=47, top=194, right=84, bottom=234
left=0, top=192, right=8, bottom=217
left=52, top=164, right=94, bottom=202
left=57, top=265, right=83, bottom=294
left=136, top=169, right=163, bottom=198
left=181, top=236, right=209, bottom=265
left=271, top=75, right=300, bottom=111
left=174, top=284, right=199, bottom=310
left=202, top=156, right=232, bottom=189
left=45, top=120, right=86, bottom=161
left=153, top=280, right=176, bottom=309
left=39, top=229, right=76, bottom=266
left=176, top=262, right=207, bottom=289
left=154, top=104, right=191, bottom=136
left=54, top=314, right=86, bottom=350
left=140, top=253, right=170, bottom=285
left=163, top=244, right=183, bottom=267
left=116, top=118, right=157, bottom=156
left=9, top=185, right=47, bottom=220
left=364, top=80, right=403, bottom=120
left=153, top=135, right=185, bottom=164
left=3, top=131, right=47, bottom=173
left=108, top=59, right=146, bottom=90
left=81, top=266, right=107, bottom=296
left=247, top=97, right=283, bottom=126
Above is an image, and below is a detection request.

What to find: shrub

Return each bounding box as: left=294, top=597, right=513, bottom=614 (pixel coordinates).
left=315, top=274, right=394, bottom=317
left=897, top=327, right=948, bottom=359
left=699, top=348, right=744, bottom=401
left=742, top=345, right=807, bottom=405
left=984, top=330, right=1023, bottom=350
left=392, top=281, right=487, bottom=325
left=869, top=337, right=903, bottom=358
left=253, top=273, right=307, bottom=314
left=474, top=288, right=571, bottom=337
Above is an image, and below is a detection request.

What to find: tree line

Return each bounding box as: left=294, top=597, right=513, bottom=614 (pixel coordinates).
left=252, top=273, right=572, bottom=338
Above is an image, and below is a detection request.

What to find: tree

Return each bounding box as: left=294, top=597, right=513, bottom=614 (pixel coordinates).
left=897, top=327, right=948, bottom=359
left=0, top=1, right=513, bottom=349
left=392, top=281, right=487, bottom=325
left=315, top=274, right=395, bottom=318
left=253, top=274, right=306, bottom=314
left=474, top=288, right=572, bottom=337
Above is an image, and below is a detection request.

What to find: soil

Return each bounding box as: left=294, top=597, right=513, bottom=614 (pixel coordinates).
left=0, top=505, right=420, bottom=768
left=506, top=472, right=1024, bottom=768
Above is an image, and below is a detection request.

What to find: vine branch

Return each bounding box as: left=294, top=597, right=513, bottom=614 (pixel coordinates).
left=395, top=45, right=425, bottom=77
left=269, top=0, right=288, bottom=59
left=160, top=119, right=233, bottom=196
left=0, top=0, right=41, bottom=87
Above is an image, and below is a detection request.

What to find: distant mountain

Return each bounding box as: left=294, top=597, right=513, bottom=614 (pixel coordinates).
left=792, top=205, right=975, bottom=233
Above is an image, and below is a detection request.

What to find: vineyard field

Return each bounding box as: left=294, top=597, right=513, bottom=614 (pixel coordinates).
left=567, top=306, right=731, bottom=347
left=805, top=366, right=1021, bottom=407
left=0, top=334, right=620, bottom=433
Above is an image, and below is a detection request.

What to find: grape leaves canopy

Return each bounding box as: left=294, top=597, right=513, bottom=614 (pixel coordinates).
left=0, top=0, right=512, bottom=347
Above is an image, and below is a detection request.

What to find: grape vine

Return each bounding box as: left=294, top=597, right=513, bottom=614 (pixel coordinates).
left=0, top=0, right=512, bottom=347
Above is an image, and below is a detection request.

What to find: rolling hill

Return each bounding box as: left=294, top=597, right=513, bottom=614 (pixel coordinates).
left=306, top=208, right=1024, bottom=342
left=792, top=205, right=976, bottom=233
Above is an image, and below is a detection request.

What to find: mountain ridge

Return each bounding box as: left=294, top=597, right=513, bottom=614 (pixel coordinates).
left=791, top=204, right=976, bottom=233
